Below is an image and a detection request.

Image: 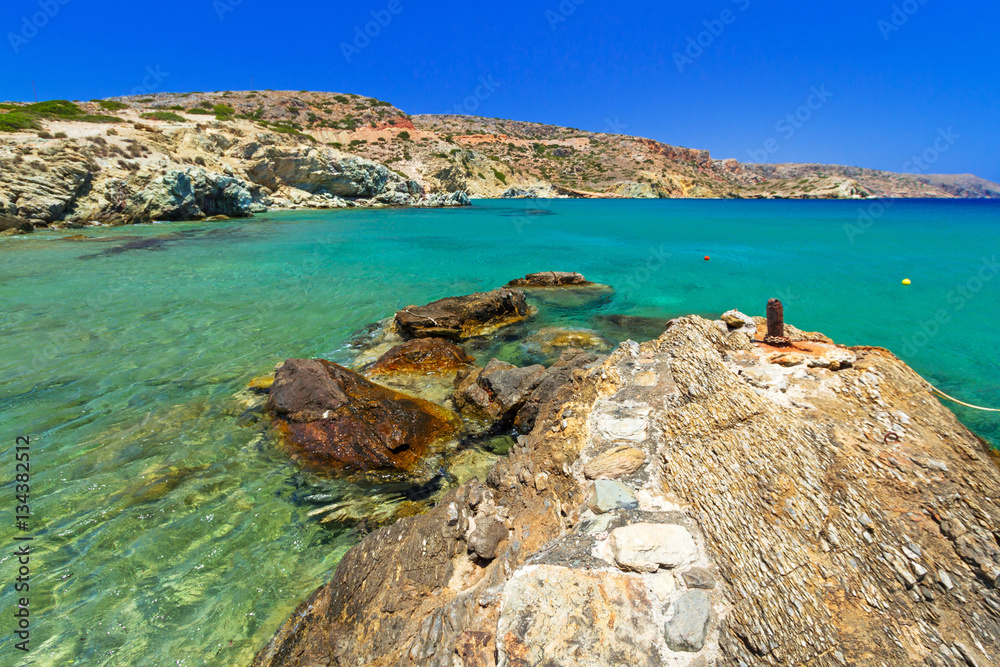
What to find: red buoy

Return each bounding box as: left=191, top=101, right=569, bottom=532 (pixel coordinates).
left=704, top=256, right=710, bottom=261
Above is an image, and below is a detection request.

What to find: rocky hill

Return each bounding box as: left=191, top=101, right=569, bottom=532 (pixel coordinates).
left=0, top=90, right=997, bottom=230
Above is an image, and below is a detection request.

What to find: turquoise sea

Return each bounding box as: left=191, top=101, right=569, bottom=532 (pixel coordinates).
left=0, top=199, right=998, bottom=666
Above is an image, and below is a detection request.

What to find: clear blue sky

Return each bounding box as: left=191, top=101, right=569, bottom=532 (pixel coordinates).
left=1, top=0, right=997, bottom=182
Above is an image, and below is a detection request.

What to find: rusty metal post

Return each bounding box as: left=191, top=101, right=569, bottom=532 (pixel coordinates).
left=764, top=298, right=791, bottom=347
left=766, top=299, right=784, bottom=339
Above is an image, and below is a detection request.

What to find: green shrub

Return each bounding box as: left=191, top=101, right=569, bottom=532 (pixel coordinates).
left=37, top=131, right=53, bottom=139
left=25, top=100, right=82, bottom=117
left=0, top=112, right=41, bottom=132
left=397, top=130, right=410, bottom=140
left=493, top=169, right=507, bottom=185
left=327, top=142, right=343, bottom=148
left=212, top=104, right=234, bottom=116
left=168, top=105, right=185, bottom=111
left=334, top=95, right=349, bottom=104
left=54, top=131, right=68, bottom=138
left=0, top=103, right=19, bottom=110
left=141, top=111, right=185, bottom=122
left=188, top=108, right=212, bottom=115
left=137, top=98, right=155, bottom=103
left=99, top=100, right=128, bottom=111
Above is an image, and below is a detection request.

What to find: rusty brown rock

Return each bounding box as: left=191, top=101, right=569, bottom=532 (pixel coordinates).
left=265, top=358, right=458, bottom=471
left=365, top=337, right=475, bottom=376
left=395, top=288, right=529, bottom=340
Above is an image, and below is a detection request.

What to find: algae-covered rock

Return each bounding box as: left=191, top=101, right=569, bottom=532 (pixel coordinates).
left=395, top=288, right=530, bottom=340
left=364, top=337, right=474, bottom=375
left=265, top=358, right=458, bottom=471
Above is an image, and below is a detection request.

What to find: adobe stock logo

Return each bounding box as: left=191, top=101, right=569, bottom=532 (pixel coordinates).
left=747, top=86, right=833, bottom=163
left=878, top=0, right=929, bottom=41
left=7, top=0, right=71, bottom=54
left=341, top=0, right=407, bottom=64
left=673, top=0, right=752, bottom=74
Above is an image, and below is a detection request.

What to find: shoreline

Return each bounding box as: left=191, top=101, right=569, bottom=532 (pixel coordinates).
left=3, top=91, right=998, bottom=236
left=5, top=195, right=999, bottom=238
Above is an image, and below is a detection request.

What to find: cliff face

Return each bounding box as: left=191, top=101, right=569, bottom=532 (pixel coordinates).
left=0, top=90, right=996, bottom=232
left=251, top=316, right=1000, bottom=667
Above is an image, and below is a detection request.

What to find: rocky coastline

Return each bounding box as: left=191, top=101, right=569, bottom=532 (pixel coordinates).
left=242, top=273, right=1000, bottom=667
left=2, top=90, right=998, bottom=235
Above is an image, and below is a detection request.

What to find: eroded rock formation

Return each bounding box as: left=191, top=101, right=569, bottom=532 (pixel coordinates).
left=253, top=315, right=1000, bottom=667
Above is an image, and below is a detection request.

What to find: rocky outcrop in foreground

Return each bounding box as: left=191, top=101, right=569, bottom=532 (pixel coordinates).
left=252, top=315, right=1000, bottom=666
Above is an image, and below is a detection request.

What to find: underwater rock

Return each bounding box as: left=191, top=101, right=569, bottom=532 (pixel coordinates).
left=365, top=337, right=475, bottom=375
left=265, top=358, right=458, bottom=471
left=395, top=288, right=530, bottom=340
left=523, top=327, right=614, bottom=358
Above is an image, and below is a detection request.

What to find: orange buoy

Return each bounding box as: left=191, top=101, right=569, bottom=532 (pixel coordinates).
left=704, top=256, right=710, bottom=261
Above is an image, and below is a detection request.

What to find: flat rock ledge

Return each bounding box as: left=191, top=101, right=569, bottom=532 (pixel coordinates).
left=252, top=315, right=1000, bottom=667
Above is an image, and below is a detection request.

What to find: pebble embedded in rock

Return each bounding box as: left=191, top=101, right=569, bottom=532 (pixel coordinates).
left=586, top=480, right=639, bottom=515
left=681, top=567, right=716, bottom=590
left=584, top=445, right=647, bottom=480
left=609, top=523, right=698, bottom=573
left=664, top=590, right=712, bottom=652
left=468, top=517, right=508, bottom=560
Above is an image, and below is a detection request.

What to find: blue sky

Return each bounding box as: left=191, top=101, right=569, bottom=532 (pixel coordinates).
left=2, top=0, right=997, bottom=182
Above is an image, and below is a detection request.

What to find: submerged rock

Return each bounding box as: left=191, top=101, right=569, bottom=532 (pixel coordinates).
left=0, top=215, right=34, bottom=234
left=364, top=337, right=475, bottom=376
left=522, top=327, right=613, bottom=358
left=264, top=358, right=458, bottom=471
left=395, top=288, right=530, bottom=340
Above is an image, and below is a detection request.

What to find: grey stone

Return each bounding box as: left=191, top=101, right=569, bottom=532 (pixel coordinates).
left=682, top=567, right=716, bottom=590
left=468, top=516, right=508, bottom=560
left=586, top=480, right=638, bottom=514
left=664, top=590, right=712, bottom=652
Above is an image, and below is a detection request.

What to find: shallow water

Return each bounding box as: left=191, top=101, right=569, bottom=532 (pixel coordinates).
left=0, top=199, right=997, bottom=665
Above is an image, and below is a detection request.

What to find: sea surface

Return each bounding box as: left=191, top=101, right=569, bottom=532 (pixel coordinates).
left=0, top=199, right=997, bottom=666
